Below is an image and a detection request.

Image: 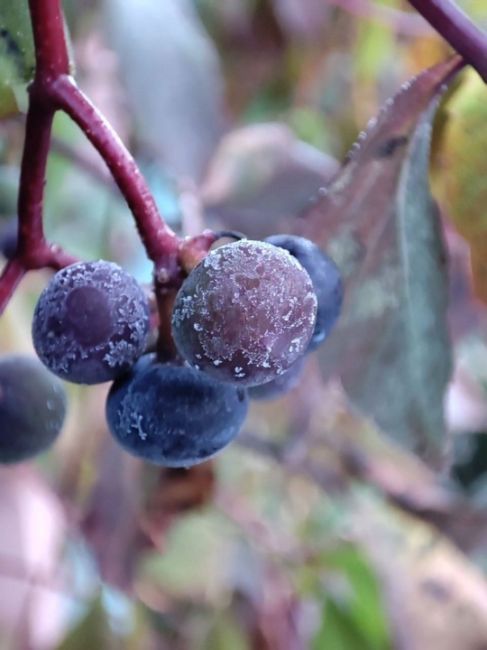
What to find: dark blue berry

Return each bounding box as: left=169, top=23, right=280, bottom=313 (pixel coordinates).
left=106, top=355, right=249, bottom=467
left=265, top=235, right=342, bottom=350
left=0, top=355, right=66, bottom=463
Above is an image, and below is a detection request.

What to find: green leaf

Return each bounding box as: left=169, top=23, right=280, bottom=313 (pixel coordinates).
left=325, top=546, right=391, bottom=648
left=56, top=596, right=110, bottom=650
left=312, top=598, right=380, bottom=650
left=204, top=611, right=250, bottom=650
left=302, top=57, right=463, bottom=467
left=0, top=1, right=35, bottom=116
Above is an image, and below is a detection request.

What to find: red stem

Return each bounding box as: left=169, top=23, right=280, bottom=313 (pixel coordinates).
left=16, top=94, right=53, bottom=259
left=28, top=0, right=70, bottom=79
left=17, top=0, right=70, bottom=261
left=407, top=0, right=487, bottom=82
left=52, top=75, right=180, bottom=271
left=1, top=0, right=184, bottom=315
left=0, top=0, right=77, bottom=313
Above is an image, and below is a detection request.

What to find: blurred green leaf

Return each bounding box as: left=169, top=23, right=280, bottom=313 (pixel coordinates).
left=325, top=546, right=391, bottom=648
left=0, top=0, right=34, bottom=116
left=56, top=597, right=109, bottom=650
left=313, top=598, right=380, bottom=650
left=204, top=611, right=250, bottom=650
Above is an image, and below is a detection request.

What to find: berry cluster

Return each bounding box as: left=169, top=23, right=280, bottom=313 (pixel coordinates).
left=0, top=235, right=342, bottom=467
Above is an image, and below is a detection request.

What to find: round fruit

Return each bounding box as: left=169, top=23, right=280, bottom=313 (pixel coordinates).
left=248, top=355, right=306, bottom=400
left=106, top=355, right=249, bottom=467
left=265, top=234, right=342, bottom=350
left=32, top=260, right=150, bottom=384
left=0, top=355, right=66, bottom=463
left=171, top=240, right=317, bottom=386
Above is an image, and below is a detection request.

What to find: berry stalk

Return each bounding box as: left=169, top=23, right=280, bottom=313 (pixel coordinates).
left=18, top=0, right=71, bottom=258
left=52, top=76, right=180, bottom=272
left=0, top=0, right=184, bottom=316
left=0, top=0, right=78, bottom=313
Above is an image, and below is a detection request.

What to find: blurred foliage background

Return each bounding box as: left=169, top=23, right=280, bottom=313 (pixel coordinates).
left=1, top=0, right=487, bottom=648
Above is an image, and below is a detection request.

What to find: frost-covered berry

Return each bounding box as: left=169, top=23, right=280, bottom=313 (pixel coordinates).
left=248, top=355, right=306, bottom=400
left=32, top=260, right=150, bottom=384
left=0, top=355, right=66, bottom=463
left=171, top=240, right=317, bottom=386
left=265, top=235, right=343, bottom=350
left=106, top=355, right=249, bottom=467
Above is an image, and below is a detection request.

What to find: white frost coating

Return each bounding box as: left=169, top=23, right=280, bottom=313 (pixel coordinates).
left=32, top=260, right=150, bottom=384
left=172, top=240, right=317, bottom=386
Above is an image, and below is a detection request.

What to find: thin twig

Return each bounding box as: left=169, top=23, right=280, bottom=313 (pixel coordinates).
left=52, top=75, right=180, bottom=271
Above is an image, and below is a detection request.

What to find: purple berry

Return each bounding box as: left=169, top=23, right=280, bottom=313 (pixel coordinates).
left=32, top=260, right=150, bottom=384
left=171, top=240, right=317, bottom=386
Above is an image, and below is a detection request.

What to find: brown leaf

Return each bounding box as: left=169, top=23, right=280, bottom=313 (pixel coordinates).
left=299, top=57, right=464, bottom=466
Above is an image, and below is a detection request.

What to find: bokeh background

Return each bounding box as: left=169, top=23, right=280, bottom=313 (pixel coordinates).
left=1, top=1, right=487, bottom=648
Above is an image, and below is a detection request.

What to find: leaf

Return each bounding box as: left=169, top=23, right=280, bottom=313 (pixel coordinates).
left=204, top=611, right=249, bottom=650
left=202, top=123, right=338, bottom=240
left=81, top=438, right=144, bottom=590
left=0, top=0, right=34, bottom=116
left=324, top=545, right=391, bottom=649
left=270, top=0, right=330, bottom=40
left=309, top=542, right=391, bottom=650
left=301, top=57, right=463, bottom=466
left=348, top=490, right=487, bottom=650
left=103, top=0, right=224, bottom=181
left=56, top=596, right=109, bottom=650
left=432, top=69, right=487, bottom=304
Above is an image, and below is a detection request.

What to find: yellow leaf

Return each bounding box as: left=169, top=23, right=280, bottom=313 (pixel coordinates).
left=432, top=69, right=487, bottom=302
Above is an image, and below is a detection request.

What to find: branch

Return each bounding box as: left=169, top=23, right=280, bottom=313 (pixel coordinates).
left=28, top=0, right=70, bottom=79
left=1, top=0, right=187, bottom=315
left=17, top=0, right=71, bottom=260
left=16, top=94, right=53, bottom=257
left=407, top=0, right=487, bottom=82
left=0, top=0, right=79, bottom=313
left=52, top=75, right=180, bottom=272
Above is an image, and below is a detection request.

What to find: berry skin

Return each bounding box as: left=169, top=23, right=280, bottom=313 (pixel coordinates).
left=32, top=260, right=150, bottom=385
left=106, top=355, right=249, bottom=467
left=265, top=235, right=342, bottom=350
left=248, top=355, right=306, bottom=400
left=171, top=240, right=317, bottom=386
left=0, top=355, right=66, bottom=463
